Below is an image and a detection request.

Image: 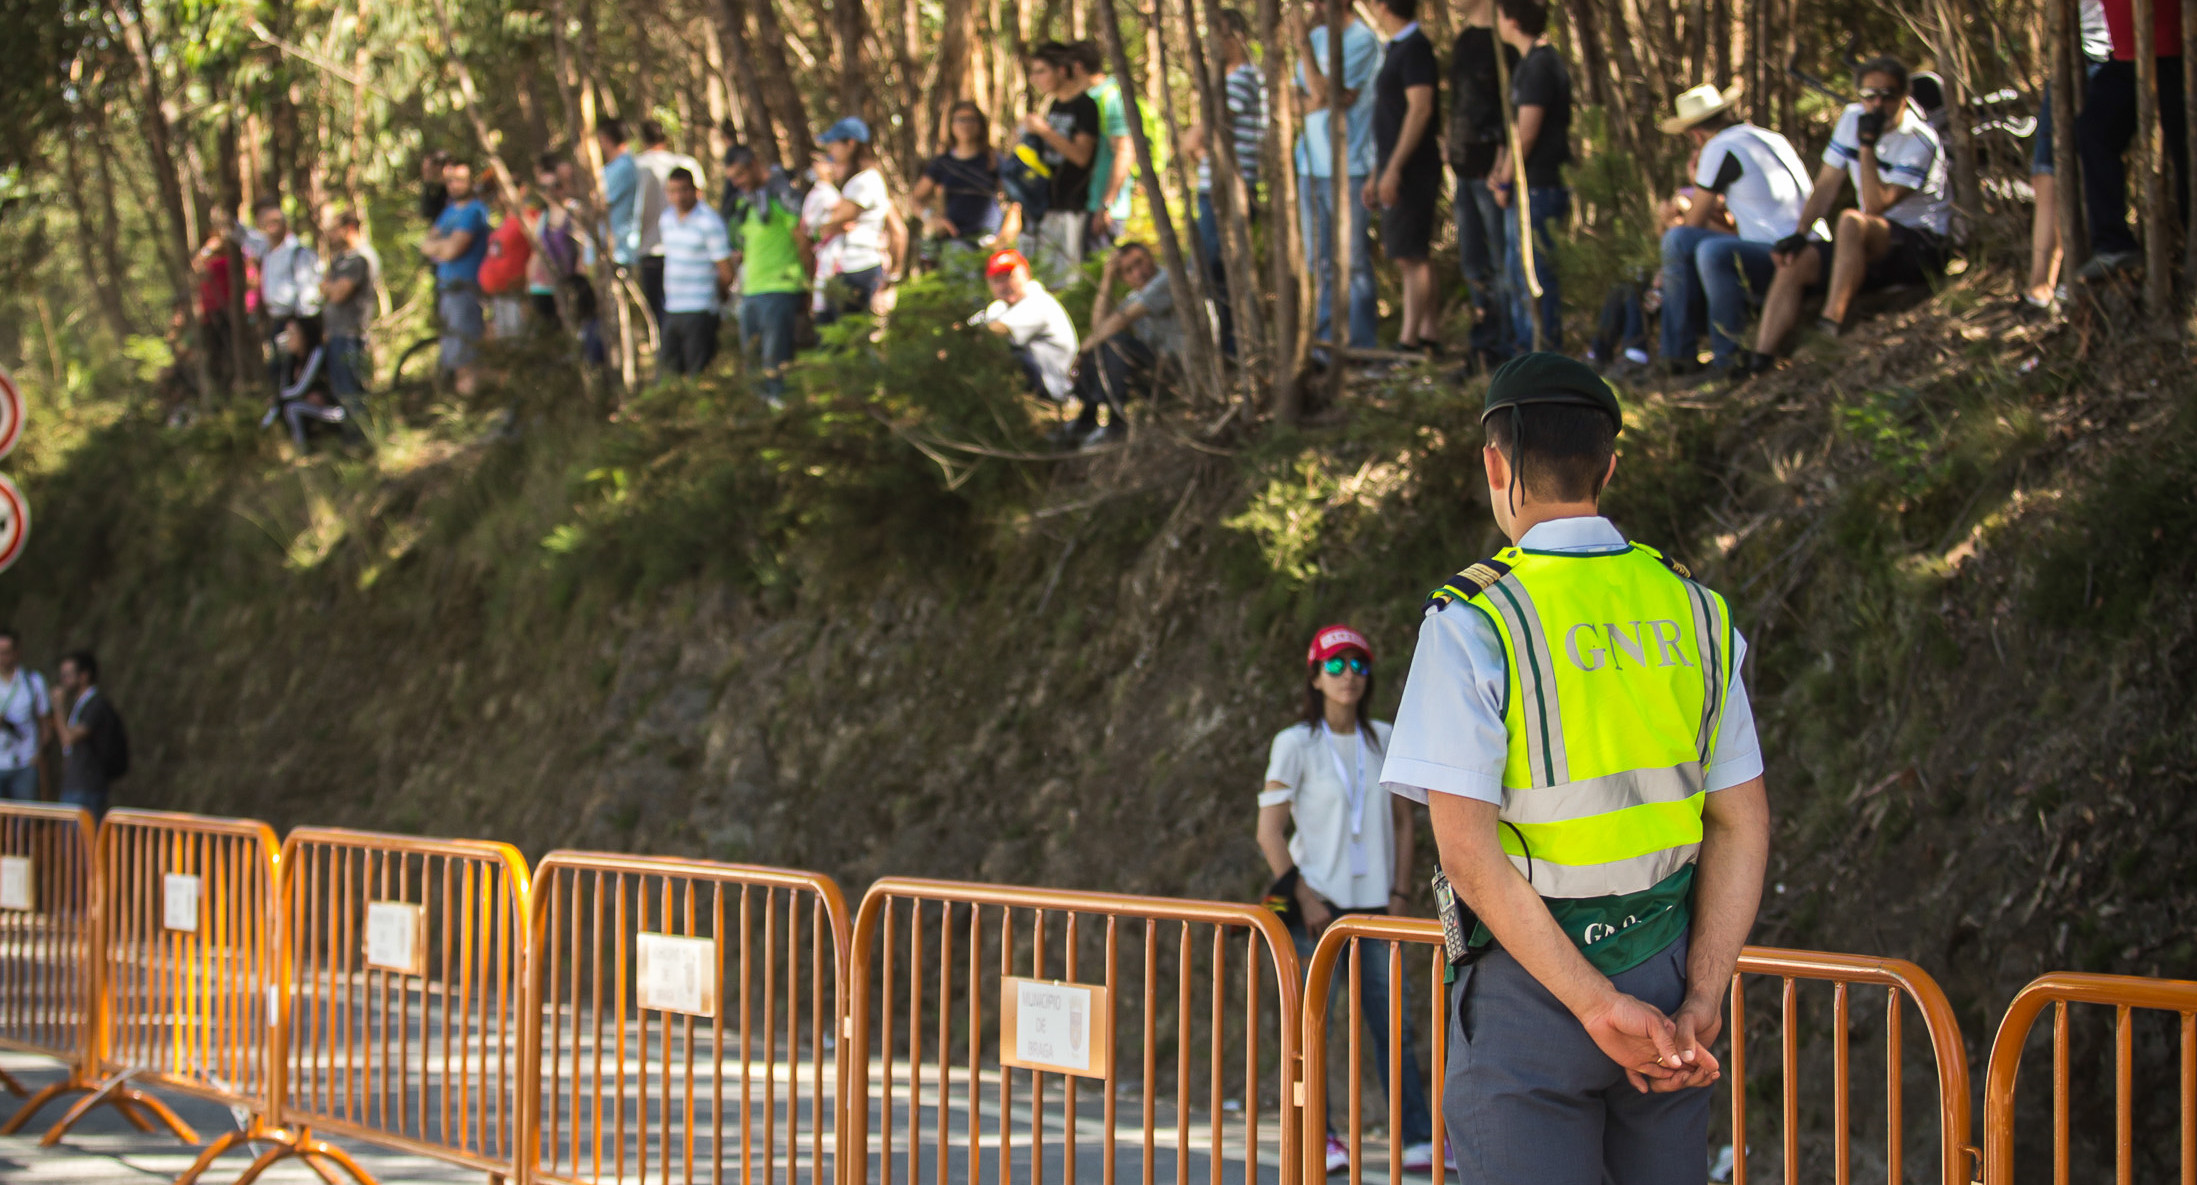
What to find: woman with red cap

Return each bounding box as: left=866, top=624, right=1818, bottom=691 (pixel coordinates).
left=1258, top=624, right=1436, bottom=1174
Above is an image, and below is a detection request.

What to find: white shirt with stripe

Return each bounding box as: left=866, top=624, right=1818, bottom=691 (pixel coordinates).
left=657, top=202, right=733, bottom=314
left=1693, top=123, right=1816, bottom=244
left=1379, top=516, right=1763, bottom=807
left=1823, top=102, right=1950, bottom=237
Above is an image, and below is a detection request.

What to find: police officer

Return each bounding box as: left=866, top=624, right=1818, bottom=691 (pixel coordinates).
left=1379, top=353, right=1770, bottom=1185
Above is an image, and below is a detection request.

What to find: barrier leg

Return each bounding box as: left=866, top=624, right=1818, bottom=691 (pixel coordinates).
left=0, top=1067, right=24, bottom=1095
left=225, top=1128, right=378, bottom=1185
left=171, top=1129, right=255, bottom=1185
left=111, top=1097, right=160, bottom=1133
left=0, top=1079, right=87, bottom=1134
left=39, top=1071, right=201, bottom=1146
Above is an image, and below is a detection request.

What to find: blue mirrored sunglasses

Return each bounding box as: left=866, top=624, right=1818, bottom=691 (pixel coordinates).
left=1320, top=655, right=1370, bottom=676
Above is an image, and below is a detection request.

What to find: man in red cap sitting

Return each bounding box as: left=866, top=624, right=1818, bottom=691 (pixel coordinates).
left=970, top=247, right=1079, bottom=406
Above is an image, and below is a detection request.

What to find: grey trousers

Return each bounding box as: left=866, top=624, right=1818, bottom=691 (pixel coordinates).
left=1444, top=931, right=1710, bottom=1185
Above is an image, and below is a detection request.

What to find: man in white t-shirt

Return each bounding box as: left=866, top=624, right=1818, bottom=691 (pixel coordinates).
left=1656, top=83, right=1818, bottom=373
left=1743, top=56, right=1951, bottom=369
left=970, top=249, right=1079, bottom=403
left=0, top=630, right=51, bottom=801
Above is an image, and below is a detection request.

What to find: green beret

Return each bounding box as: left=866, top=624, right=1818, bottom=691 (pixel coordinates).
left=1480, top=352, right=1624, bottom=433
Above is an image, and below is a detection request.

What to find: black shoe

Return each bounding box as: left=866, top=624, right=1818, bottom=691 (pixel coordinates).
left=1730, top=350, right=1775, bottom=378
left=1815, top=316, right=1845, bottom=339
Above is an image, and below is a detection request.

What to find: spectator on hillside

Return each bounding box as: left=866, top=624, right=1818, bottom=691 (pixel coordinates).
left=422, top=160, right=490, bottom=396
left=2076, top=0, right=2185, bottom=280
left=1063, top=241, right=1178, bottom=447
left=1257, top=625, right=1436, bottom=1175
left=1294, top=0, right=1381, bottom=359
left=596, top=119, right=641, bottom=280
left=1449, top=0, right=1518, bottom=369
left=418, top=149, right=453, bottom=222
left=53, top=651, right=124, bottom=818
left=912, top=101, right=1011, bottom=262
left=0, top=630, right=51, bottom=802
left=818, top=118, right=902, bottom=323
left=320, top=211, right=375, bottom=401
left=1491, top=0, right=1571, bottom=355
left=657, top=167, right=735, bottom=378
left=2026, top=0, right=2112, bottom=307
left=1185, top=8, right=1267, bottom=356
left=1655, top=83, right=1815, bottom=375
left=1020, top=42, right=1101, bottom=285
left=723, top=145, right=813, bottom=405
left=635, top=121, right=706, bottom=329
left=264, top=316, right=350, bottom=449
left=526, top=154, right=583, bottom=331
left=1071, top=41, right=1137, bottom=248
left=257, top=198, right=322, bottom=390
left=478, top=174, right=535, bottom=340
left=193, top=229, right=241, bottom=384
left=1368, top=0, right=1442, bottom=355
left=969, top=248, right=1078, bottom=404
left=1742, top=56, right=1949, bottom=369
left=803, top=156, right=846, bottom=318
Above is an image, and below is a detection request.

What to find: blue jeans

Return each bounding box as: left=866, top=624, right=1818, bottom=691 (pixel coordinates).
left=1298, top=174, right=1379, bottom=353
left=1502, top=186, right=1569, bottom=356
left=326, top=335, right=369, bottom=398
left=1659, top=227, right=1775, bottom=367
left=1295, top=920, right=1435, bottom=1147
left=1456, top=175, right=1511, bottom=358
left=0, top=766, right=37, bottom=801
left=739, top=291, right=802, bottom=403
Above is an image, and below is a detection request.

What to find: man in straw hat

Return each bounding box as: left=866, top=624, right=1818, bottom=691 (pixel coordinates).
left=1655, top=82, right=1816, bottom=377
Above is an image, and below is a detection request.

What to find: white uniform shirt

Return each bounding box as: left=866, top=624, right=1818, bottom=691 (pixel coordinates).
left=1380, top=516, right=1763, bottom=806
left=260, top=236, right=324, bottom=319
left=1693, top=123, right=1817, bottom=244
left=1823, top=103, right=1951, bottom=237
left=1261, top=719, right=1397, bottom=910
left=971, top=282, right=1079, bottom=401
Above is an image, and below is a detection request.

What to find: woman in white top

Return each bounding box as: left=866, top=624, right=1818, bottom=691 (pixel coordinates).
left=817, top=116, right=904, bottom=324
left=1257, top=624, right=1435, bottom=1173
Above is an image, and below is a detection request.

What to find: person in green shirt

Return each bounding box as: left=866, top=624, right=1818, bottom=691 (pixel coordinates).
left=722, top=145, right=813, bottom=406
left=1072, top=41, right=1137, bottom=246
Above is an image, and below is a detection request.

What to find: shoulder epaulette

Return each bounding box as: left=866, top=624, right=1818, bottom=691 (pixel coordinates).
left=1425, top=557, right=1513, bottom=612
left=1629, top=541, right=1692, bottom=580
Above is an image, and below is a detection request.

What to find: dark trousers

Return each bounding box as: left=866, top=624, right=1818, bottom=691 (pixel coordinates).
left=1591, top=282, right=1650, bottom=363
left=326, top=334, right=369, bottom=398
left=1503, top=186, right=1569, bottom=355
left=738, top=291, right=802, bottom=401
left=2080, top=57, right=2190, bottom=256
left=640, top=256, right=668, bottom=330
left=1070, top=335, right=1157, bottom=430
left=659, top=312, right=720, bottom=377
left=1456, top=174, right=1512, bottom=359
left=820, top=266, right=886, bottom=325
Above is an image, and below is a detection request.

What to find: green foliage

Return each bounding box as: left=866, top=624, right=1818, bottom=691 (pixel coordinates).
left=2028, top=401, right=2197, bottom=633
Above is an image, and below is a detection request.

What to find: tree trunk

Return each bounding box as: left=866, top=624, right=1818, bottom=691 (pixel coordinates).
left=1256, top=0, right=1304, bottom=421
left=2134, top=0, right=2173, bottom=318
left=1154, top=0, right=1227, bottom=406
left=2185, top=0, right=2197, bottom=290
left=753, top=0, right=813, bottom=172
left=1192, top=0, right=1265, bottom=375
left=1325, top=0, right=1348, bottom=403
left=1924, top=0, right=1983, bottom=240
left=1096, top=0, right=1222, bottom=411
left=834, top=0, right=869, bottom=119
left=552, top=0, right=637, bottom=392
left=932, top=0, right=976, bottom=151
left=2051, top=0, right=2086, bottom=275
left=59, top=130, right=132, bottom=343
left=109, top=0, right=214, bottom=403
left=219, top=109, right=260, bottom=389
left=1711, top=0, right=1730, bottom=87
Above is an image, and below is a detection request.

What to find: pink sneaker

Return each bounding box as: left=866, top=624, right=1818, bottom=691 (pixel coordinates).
left=1325, top=1134, right=1350, bottom=1174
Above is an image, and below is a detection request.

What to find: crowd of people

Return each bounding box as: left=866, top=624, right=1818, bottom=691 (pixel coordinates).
left=0, top=633, right=128, bottom=818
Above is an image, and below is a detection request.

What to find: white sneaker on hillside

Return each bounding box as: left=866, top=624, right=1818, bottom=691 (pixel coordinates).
left=1400, top=1142, right=1437, bottom=1173
left=1325, top=1134, right=1350, bottom=1174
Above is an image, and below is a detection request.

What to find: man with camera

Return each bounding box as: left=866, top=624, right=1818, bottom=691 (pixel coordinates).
left=1738, top=56, right=1950, bottom=371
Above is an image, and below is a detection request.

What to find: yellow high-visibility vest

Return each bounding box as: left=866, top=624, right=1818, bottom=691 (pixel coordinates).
left=1431, top=541, right=1733, bottom=974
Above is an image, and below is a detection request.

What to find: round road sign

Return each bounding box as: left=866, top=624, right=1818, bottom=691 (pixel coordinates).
left=0, top=367, right=21, bottom=461
left=0, top=475, right=27, bottom=574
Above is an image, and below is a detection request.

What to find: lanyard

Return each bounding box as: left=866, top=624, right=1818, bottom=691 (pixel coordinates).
left=1321, top=721, right=1368, bottom=839
left=67, top=689, right=93, bottom=731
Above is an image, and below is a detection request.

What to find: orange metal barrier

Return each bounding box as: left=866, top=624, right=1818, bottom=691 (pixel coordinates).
left=0, top=804, right=97, bottom=1119
left=228, top=827, right=533, bottom=1185
left=1297, top=916, right=1448, bottom=1185
left=847, top=877, right=1302, bottom=1185
left=1981, top=971, right=2197, bottom=1185
left=524, top=852, right=850, bottom=1185
left=35, top=809, right=285, bottom=1150
left=1300, top=923, right=1975, bottom=1185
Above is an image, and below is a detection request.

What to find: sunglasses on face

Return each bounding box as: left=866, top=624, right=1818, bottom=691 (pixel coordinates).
left=1320, top=655, right=1370, bottom=676
left=1858, top=87, right=1901, bottom=101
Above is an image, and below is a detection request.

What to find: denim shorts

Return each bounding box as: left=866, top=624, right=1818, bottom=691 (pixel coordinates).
left=438, top=288, right=485, bottom=371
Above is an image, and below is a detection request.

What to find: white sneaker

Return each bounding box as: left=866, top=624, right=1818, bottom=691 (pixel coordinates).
left=1325, top=1134, right=1350, bottom=1174
left=1400, top=1142, right=1437, bottom=1173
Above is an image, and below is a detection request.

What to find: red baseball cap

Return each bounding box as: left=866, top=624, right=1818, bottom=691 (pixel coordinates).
left=1306, top=624, right=1374, bottom=669
left=985, top=248, right=1029, bottom=277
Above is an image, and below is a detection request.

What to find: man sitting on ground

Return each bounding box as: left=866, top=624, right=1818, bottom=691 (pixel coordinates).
left=1064, top=241, right=1180, bottom=447
left=1741, top=56, right=1949, bottom=372
left=969, top=248, right=1079, bottom=405
left=1656, top=82, right=1815, bottom=376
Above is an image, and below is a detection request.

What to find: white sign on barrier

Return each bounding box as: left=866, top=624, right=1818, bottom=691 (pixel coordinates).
left=1000, top=977, right=1110, bottom=1078
left=162, top=873, right=201, bottom=932
left=364, top=901, right=426, bottom=974
left=636, top=933, right=717, bottom=1017
left=0, top=856, right=30, bottom=910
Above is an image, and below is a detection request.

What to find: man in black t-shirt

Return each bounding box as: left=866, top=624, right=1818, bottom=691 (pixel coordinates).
left=1449, top=0, right=1518, bottom=365
left=53, top=651, right=123, bottom=818
left=1489, top=0, right=1571, bottom=354
left=1367, top=0, right=1443, bottom=353
left=1020, top=42, right=1101, bottom=285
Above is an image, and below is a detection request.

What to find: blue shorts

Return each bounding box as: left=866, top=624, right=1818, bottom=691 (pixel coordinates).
left=438, top=288, right=484, bottom=371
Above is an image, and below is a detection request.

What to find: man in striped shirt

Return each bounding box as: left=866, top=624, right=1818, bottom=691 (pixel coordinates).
left=657, top=168, right=735, bottom=379
left=1191, top=8, right=1269, bottom=355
